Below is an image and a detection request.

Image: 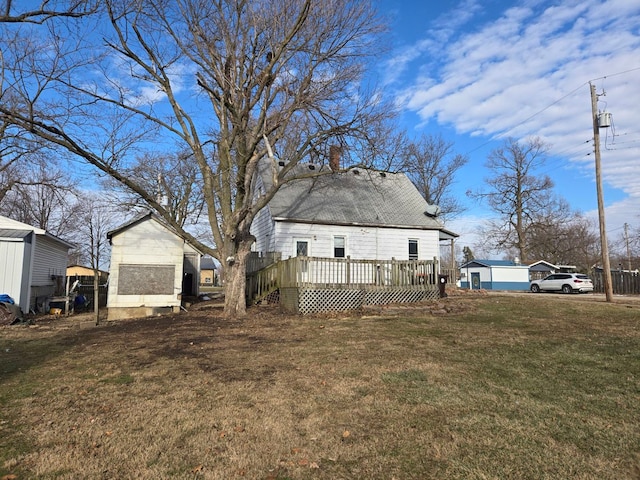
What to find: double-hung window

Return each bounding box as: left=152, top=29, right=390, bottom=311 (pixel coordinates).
left=334, top=236, right=346, bottom=258
left=408, top=239, right=418, bottom=260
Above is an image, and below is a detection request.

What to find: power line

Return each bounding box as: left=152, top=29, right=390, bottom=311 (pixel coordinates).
left=462, top=82, right=588, bottom=156
left=462, top=66, right=640, bottom=157
left=589, top=66, right=640, bottom=82
left=551, top=139, right=592, bottom=158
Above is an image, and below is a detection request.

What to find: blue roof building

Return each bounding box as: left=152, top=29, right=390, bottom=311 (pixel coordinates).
left=459, top=259, right=530, bottom=291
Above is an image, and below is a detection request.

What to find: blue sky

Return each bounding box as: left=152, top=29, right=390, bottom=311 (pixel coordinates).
left=377, top=0, right=640, bottom=256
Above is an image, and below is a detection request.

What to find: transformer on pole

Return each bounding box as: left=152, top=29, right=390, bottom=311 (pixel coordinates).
left=590, top=82, right=613, bottom=302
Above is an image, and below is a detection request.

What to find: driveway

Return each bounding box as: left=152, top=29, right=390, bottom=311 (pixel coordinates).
left=485, top=289, right=640, bottom=307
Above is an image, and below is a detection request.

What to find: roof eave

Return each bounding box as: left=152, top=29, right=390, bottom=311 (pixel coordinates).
left=272, top=217, right=444, bottom=231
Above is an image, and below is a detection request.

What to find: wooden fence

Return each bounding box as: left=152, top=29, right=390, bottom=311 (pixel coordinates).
left=75, top=284, right=108, bottom=309
left=592, top=270, right=640, bottom=295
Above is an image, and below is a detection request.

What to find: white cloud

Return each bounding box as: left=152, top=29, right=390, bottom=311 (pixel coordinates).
left=382, top=0, right=483, bottom=86
left=103, top=51, right=196, bottom=107
left=391, top=0, right=640, bottom=234
left=586, top=196, right=640, bottom=241
left=444, top=213, right=492, bottom=253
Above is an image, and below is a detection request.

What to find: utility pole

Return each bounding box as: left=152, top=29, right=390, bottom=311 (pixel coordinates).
left=590, top=82, right=613, bottom=302
left=624, top=223, right=631, bottom=271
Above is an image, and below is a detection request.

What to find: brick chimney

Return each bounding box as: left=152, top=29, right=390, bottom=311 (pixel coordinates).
left=329, top=145, right=341, bottom=172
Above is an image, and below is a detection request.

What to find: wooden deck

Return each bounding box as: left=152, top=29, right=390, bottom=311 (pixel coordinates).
left=247, top=256, right=441, bottom=314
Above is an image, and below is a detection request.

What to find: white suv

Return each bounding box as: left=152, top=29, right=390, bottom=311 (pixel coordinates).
left=530, top=273, right=594, bottom=294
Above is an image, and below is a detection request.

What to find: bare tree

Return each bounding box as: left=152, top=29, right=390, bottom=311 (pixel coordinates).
left=401, top=134, right=468, bottom=220
left=0, top=155, right=81, bottom=238
left=0, top=0, right=390, bottom=317
left=0, top=1, right=95, bottom=23
left=102, top=150, right=206, bottom=228
left=70, top=195, right=116, bottom=325
left=0, top=97, right=55, bottom=203
left=609, top=223, right=639, bottom=272
left=469, top=137, right=552, bottom=263
left=350, top=122, right=408, bottom=172
left=525, top=200, right=599, bottom=272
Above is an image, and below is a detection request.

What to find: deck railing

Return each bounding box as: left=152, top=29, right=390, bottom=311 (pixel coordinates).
left=246, top=251, right=281, bottom=274
left=247, top=256, right=439, bottom=303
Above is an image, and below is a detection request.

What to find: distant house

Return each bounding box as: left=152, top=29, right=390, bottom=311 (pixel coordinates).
left=106, top=213, right=202, bottom=320
left=460, top=259, right=530, bottom=291
left=67, top=265, right=109, bottom=284
left=67, top=265, right=110, bottom=309
left=251, top=162, right=457, bottom=264
left=528, top=260, right=577, bottom=280
left=0, top=215, right=74, bottom=313
left=200, top=256, right=218, bottom=286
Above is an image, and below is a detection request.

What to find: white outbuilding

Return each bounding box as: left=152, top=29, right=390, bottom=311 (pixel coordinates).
left=459, top=259, right=530, bottom=291
left=0, top=215, right=73, bottom=313
left=106, top=213, right=202, bottom=320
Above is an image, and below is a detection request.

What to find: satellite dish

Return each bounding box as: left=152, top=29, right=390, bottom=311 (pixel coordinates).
left=424, top=205, right=441, bottom=217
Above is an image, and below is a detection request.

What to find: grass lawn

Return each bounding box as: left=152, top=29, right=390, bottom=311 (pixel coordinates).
left=0, top=293, right=638, bottom=479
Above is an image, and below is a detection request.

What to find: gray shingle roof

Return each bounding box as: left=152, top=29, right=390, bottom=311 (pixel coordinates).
left=264, top=164, right=444, bottom=230
left=201, top=256, right=217, bottom=270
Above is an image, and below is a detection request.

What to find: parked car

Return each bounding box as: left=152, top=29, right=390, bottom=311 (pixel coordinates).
left=530, top=273, right=594, bottom=294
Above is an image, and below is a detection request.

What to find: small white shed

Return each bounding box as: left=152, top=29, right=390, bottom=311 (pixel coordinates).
left=459, top=260, right=530, bottom=291
left=0, top=215, right=73, bottom=313
left=106, top=213, right=202, bottom=320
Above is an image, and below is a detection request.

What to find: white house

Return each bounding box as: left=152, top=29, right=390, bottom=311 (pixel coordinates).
left=0, top=215, right=74, bottom=313
left=459, top=260, right=530, bottom=291
left=528, top=260, right=577, bottom=280
left=251, top=162, right=457, bottom=265
left=106, top=213, right=202, bottom=320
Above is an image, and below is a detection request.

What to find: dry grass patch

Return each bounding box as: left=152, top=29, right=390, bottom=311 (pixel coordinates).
left=1, top=294, right=638, bottom=479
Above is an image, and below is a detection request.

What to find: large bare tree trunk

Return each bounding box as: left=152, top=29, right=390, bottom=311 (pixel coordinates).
left=223, top=239, right=253, bottom=317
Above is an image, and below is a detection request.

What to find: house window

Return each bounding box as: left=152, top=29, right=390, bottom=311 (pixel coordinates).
left=334, top=236, right=345, bottom=258
left=408, top=239, right=418, bottom=260
left=296, top=240, right=308, bottom=256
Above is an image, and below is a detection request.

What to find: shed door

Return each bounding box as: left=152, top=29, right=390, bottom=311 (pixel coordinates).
left=471, top=272, right=481, bottom=290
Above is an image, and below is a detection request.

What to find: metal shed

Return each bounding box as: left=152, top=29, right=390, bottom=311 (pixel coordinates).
left=0, top=216, right=74, bottom=313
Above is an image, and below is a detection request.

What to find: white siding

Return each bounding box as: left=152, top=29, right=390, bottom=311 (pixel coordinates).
left=0, top=219, right=70, bottom=311
left=460, top=265, right=530, bottom=290
left=107, top=218, right=185, bottom=309
left=491, top=267, right=530, bottom=283
left=251, top=204, right=276, bottom=253
left=273, top=222, right=440, bottom=262
left=0, top=238, right=29, bottom=308
left=250, top=172, right=277, bottom=254
left=32, top=235, right=69, bottom=286
left=463, top=266, right=529, bottom=283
